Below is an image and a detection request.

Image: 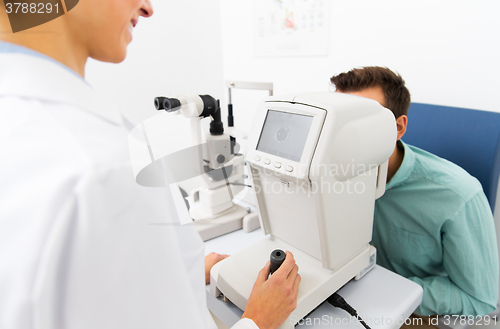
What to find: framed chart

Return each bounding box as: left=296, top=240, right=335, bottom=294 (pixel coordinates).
left=254, top=0, right=330, bottom=57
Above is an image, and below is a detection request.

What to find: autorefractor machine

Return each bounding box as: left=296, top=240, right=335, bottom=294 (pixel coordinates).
left=210, top=92, right=396, bottom=329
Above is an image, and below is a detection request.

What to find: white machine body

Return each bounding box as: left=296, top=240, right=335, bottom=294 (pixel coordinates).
left=210, top=92, right=396, bottom=329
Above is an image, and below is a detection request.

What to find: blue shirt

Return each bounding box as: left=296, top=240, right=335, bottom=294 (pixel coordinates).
left=372, top=141, right=499, bottom=316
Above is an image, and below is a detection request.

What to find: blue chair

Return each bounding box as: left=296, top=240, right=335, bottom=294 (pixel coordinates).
left=403, top=102, right=500, bottom=328
left=404, top=103, right=500, bottom=211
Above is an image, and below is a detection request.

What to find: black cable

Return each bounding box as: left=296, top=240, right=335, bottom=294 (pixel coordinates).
left=221, top=166, right=234, bottom=200
left=229, top=182, right=252, bottom=188
left=327, top=293, right=371, bottom=329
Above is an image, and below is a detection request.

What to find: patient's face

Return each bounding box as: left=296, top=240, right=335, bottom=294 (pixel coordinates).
left=338, top=87, right=386, bottom=108
left=66, top=0, right=153, bottom=63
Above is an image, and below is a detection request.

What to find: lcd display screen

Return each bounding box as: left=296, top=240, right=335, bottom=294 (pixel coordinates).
left=256, top=110, right=314, bottom=162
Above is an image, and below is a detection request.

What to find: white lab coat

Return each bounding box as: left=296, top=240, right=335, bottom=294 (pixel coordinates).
left=0, top=53, right=257, bottom=329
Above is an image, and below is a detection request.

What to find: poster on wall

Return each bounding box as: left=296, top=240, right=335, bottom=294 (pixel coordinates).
left=254, top=0, right=330, bottom=57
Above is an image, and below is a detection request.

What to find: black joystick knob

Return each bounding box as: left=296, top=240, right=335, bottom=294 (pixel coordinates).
left=270, top=249, right=286, bottom=275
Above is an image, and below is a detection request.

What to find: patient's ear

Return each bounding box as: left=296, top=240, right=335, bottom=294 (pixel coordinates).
left=396, top=115, right=408, bottom=141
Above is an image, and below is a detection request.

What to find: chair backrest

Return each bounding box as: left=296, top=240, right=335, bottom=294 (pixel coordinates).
left=403, top=103, right=500, bottom=212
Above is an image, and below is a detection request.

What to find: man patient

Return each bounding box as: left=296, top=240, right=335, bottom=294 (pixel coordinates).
left=330, top=66, right=499, bottom=318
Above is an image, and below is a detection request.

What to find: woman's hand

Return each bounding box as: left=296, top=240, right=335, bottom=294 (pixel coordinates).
left=242, top=251, right=301, bottom=329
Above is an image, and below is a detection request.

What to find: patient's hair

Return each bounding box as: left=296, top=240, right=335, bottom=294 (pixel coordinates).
left=330, top=66, right=411, bottom=118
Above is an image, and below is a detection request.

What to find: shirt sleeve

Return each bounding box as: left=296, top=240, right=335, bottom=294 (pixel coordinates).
left=409, top=191, right=499, bottom=316
left=231, top=318, right=259, bottom=329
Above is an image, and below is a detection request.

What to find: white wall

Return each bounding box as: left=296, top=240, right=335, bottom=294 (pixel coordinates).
left=86, top=0, right=224, bottom=126
left=220, top=0, right=500, bottom=135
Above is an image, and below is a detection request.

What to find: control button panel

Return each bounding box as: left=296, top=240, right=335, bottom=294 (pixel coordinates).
left=253, top=154, right=297, bottom=175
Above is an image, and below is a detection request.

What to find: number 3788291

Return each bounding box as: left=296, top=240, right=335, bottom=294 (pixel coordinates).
left=5, top=3, right=59, bottom=14
left=443, top=315, right=497, bottom=326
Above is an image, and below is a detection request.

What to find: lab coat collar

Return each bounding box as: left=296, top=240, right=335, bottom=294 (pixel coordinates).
left=386, top=140, right=416, bottom=190
left=0, top=53, right=123, bottom=126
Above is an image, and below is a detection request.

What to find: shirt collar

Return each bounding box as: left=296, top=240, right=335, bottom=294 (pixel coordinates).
left=0, top=41, right=83, bottom=80
left=0, top=51, right=123, bottom=126
left=386, top=140, right=416, bottom=189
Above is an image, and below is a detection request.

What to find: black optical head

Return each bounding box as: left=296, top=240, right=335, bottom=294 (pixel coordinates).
left=163, top=98, right=181, bottom=112
left=154, top=97, right=167, bottom=110
left=154, top=97, right=181, bottom=112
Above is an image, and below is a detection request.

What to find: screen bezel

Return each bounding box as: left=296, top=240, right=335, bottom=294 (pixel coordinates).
left=246, top=102, right=326, bottom=180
